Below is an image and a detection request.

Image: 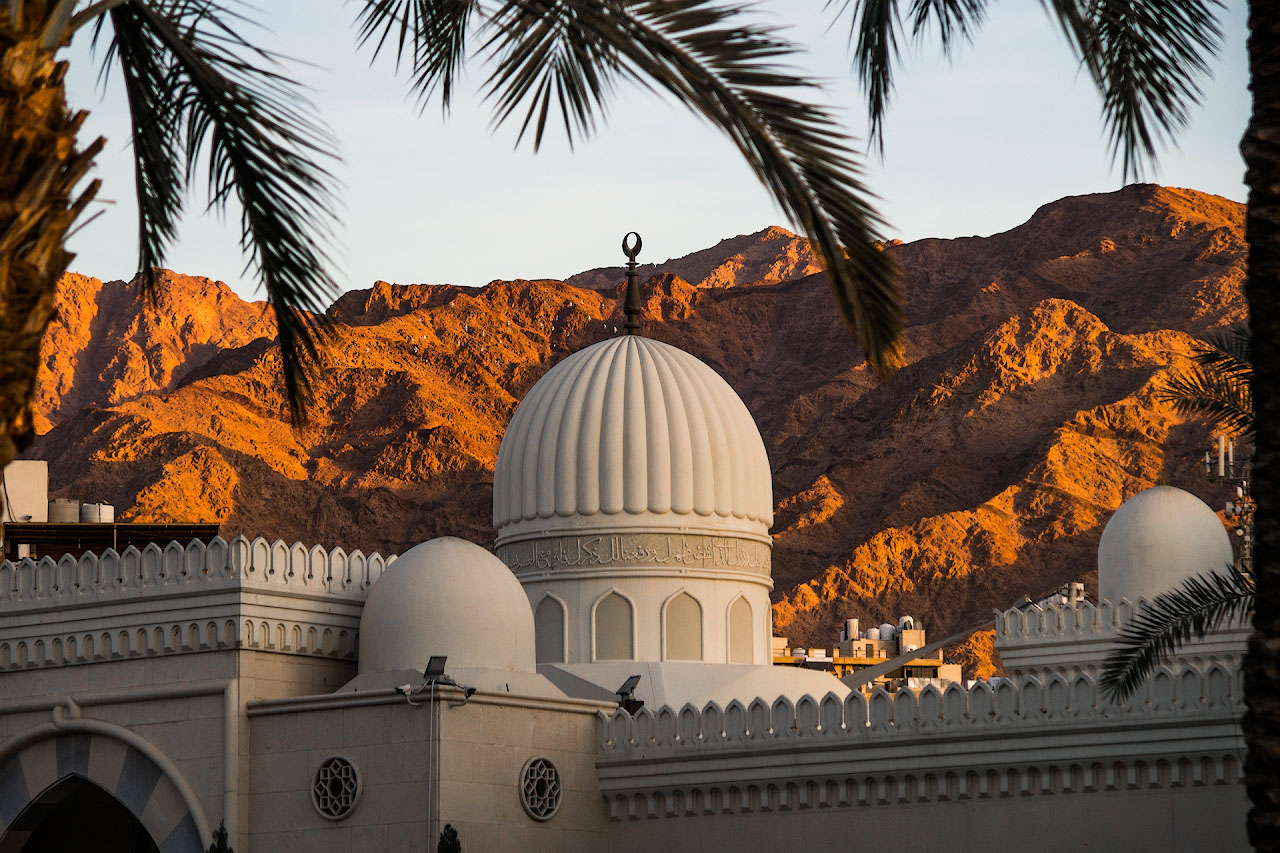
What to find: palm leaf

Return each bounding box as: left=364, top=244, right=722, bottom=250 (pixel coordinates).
left=354, top=0, right=479, bottom=113
left=108, top=0, right=342, bottom=423
left=1100, top=565, right=1253, bottom=703
left=478, top=0, right=903, bottom=376
left=1156, top=326, right=1253, bottom=437
left=1192, top=324, right=1250, bottom=376
left=831, top=0, right=1223, bottom=179
left=1079, top=0, right=1224, bottom=180
left=828, top=0, right=902, bottom=157
left=907, top=0, right=986, bottom=49
left=95, top=6, right=186, bottom=299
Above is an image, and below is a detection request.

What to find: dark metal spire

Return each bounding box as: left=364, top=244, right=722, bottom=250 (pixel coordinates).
left=622, top=231, right=643, bottom=335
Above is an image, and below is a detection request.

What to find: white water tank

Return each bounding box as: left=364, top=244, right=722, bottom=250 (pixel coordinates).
left=879, top=623, right=897, bottom=639
left=48, top=499, right=79, bottom=523
left=866, top=627, right=880, bottom=640
left=80, top=502, right=114, bottom=523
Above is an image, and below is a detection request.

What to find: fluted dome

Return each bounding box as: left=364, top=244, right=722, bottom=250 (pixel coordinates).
left=493, top=336, right=772, bottom=546
left=358, top=537, right=535, bottom=674
left=1098, top=486, right=1234, bottom=604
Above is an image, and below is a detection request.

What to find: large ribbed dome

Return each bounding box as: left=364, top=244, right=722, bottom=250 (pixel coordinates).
left=493, top=336, right=772, bottom=545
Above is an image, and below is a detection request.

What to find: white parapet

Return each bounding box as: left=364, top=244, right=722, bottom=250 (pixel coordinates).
left=0, top=536, right=395, bottom=670
left=992, top=597, right=1250, bottom=681
left=595, top=665, right=1244, bottom=821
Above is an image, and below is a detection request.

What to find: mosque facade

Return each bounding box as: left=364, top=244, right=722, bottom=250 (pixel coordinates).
left=0, top=328, right=1250, bottom=851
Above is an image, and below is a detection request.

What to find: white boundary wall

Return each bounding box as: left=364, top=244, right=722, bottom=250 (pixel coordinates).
left=596, top=666, right=1247, bottom=850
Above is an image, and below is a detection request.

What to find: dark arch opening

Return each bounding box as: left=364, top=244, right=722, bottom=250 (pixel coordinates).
left=1, top=775, right=159, bottom=853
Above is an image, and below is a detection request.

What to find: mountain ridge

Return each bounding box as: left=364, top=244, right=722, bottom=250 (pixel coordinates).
left=28, top=183, right=1246, bottom=660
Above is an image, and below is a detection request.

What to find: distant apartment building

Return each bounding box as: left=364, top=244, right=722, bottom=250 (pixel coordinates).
left=774, top=615, right=962, bottom=694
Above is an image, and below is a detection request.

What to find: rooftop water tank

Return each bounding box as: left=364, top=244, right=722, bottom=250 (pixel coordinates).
left=866, top=628, right=880, bottom=640
left=48, top=499, right=79, bottom=524
left=80, top=502, right=114, bottom=523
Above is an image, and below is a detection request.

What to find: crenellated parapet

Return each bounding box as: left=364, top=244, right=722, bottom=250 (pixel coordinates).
left=0, top=537, right=396, bottom=671
left=0, top=535, right=392, bottom=609
left=993, top=597, right=1250, bottom=681
left=595, top=666, right=1245, bottom=820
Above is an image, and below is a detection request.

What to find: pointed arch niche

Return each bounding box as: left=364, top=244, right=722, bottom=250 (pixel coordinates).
left=728, top=596, right=754, bottom=664
left=534, top=595, right=567, bottom=664
left=593, top=591, right=635, bottom=661
left=663, top=592, right=703, bottom=661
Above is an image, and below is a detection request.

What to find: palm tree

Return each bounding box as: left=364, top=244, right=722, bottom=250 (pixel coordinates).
left=1157, top=325, right=1253, bottom=439
left=0, top=0, right=906, bottom=475
left=830, top=1, right=1277, bottom=844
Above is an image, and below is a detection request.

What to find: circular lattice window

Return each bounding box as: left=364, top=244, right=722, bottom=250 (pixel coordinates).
left=519, top=757, right=562, bottom=821
left=312, top=755, right=361, bottom=820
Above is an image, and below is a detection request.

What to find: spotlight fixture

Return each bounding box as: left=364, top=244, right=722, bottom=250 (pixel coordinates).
left=616, top=675, right=644, bottom=714
left=424, top=655, right=448, bottom=681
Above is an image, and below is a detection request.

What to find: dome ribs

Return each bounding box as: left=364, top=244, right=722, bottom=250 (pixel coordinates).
left=636, top=343, right=673, bottom=515
left=622, top=340, right=648, bottom=515
left=493, top=336, right=774, bottom=545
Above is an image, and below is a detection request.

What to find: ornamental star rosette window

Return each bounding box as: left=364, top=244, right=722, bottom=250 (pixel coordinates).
left=312, top=755, right=361, bottom=820
left=520, top=757, right=562, bottom=821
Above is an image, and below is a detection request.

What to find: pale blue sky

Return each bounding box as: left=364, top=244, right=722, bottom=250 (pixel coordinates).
left=62, top=2, right=1249, bottom=300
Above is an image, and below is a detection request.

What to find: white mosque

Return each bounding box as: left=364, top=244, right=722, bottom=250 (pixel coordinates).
left=0, top=273, right=1250, bottom=850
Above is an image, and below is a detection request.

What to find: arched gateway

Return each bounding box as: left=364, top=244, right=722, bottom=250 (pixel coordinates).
left=0, top=730, right=206, bottom=853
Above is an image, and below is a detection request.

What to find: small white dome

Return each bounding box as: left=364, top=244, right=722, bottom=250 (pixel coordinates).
left=358, top=537, right=535, bottom=675
left=1098, top=486, right=1234, bottom=604
left=493, top=335, right=772, bottom=546
left=866, top=628, right=880, bottom=640
left=879, top=623, right=896, bottom=639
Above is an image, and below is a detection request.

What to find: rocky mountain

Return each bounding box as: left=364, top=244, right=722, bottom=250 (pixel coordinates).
left=27, top=184, right=1246, bottom=665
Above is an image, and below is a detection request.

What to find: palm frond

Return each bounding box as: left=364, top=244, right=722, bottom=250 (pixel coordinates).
left=1100, top=565, right=1252, bottom=703
left=97, top=6, right=186, bottom=299
left=827, top=0, right=902, bottom=157
left=1155, top=326, right=1252, bottom=436
left=1192, top=324, right=1250, bottom=375
left=110, top=0, right=342, bottom=423
left=1051, top=0, right=1224, bottom=180
left=354, top=0, right=479, bottom=113
left=480, top=0, right=903, bottom=376
left=907, top=0, right=986, bottom=49
left=828, top=0, right=992, bottom=154
left=1155, top=368, right=1252, bottom=437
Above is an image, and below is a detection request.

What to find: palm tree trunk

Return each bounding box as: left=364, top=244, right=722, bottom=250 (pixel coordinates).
left=0, top=1, right=101, bottom=474
left=1244, top=1, right=1280, bottom=848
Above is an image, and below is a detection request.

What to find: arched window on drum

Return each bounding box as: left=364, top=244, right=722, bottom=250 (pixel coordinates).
left=728, top=596, right=753, bottom=664
left=593, top=592, right=634, bottom=661
left=535, top=596, right=566, bottom=664
left=663, top=592, right=703, bottom=661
